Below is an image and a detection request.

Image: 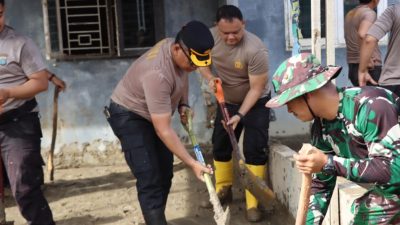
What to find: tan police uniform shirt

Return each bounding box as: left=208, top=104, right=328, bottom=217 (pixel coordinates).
left=210, top=27, right=269, bottom=105
left=111, top=38, right=188, bottom=121
left=368, top=4, right=400, bottom=86
left=344, top=5, right=382, bottom=65
left=0, top=26, right=46, bottom=113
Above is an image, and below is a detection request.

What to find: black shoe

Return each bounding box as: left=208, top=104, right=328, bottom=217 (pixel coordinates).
left=200, top=185, right=232, bottom=208
left=143, top=208, right=167, bottom=225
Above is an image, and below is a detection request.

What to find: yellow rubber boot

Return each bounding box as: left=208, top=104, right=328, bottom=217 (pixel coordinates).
left=214, top=159, right=233, bottom=193
left=245, top=164, right=266, bottom=222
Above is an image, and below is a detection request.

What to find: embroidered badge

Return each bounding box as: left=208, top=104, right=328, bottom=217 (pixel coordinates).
left=0, top=55, right=7, bottom=66
left=234, top=60, right=243, bottom=69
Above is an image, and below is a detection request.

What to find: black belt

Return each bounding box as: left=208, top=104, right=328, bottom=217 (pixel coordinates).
left=0, top=99, right=38, bottom=124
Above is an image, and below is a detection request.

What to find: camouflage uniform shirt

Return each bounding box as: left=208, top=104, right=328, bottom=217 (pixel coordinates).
left=307, top=86, right=400, bottom=224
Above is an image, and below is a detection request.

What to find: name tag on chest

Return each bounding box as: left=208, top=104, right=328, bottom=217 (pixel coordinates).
left=0, top=55, right=7, bottom=66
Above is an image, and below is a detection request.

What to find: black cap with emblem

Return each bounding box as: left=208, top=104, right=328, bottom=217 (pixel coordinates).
left=178, top=20, right=214, bottom=67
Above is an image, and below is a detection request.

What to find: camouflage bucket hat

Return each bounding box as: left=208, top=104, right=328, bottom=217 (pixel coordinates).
left=265, top=53, right=342, bottom=108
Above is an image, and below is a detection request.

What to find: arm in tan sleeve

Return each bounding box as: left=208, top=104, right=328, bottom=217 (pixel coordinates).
left=227, top=72, right=267, bottom=130
left=237, top=72, right=267, bottom=115
left=0, top=70, right=49, bottom=112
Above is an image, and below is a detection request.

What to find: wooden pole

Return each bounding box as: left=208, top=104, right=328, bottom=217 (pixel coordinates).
left=295, top=174, right=312, bottom=225
left=47, top=87, right=60, bottom=182
left=311, top=0, right=321, bottom=60
left=325, top=0, right=336, bottom=66
left=41, top=0, right=52, bottom=60
left=295, top=144, right=314, bottom=225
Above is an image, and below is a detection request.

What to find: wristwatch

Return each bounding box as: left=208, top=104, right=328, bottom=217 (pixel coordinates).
left=236, top=112, right=244, bottom=120
left=322, top=154, right=336, bottom=176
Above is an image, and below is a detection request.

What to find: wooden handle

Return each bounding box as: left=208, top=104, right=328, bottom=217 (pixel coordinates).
left=47, top=87, right=60, bottom=181
left=295, top=173, right=312, bottom=225
left=295, top=143, right=314, bottom=225
left=213, top=79, right=225, bottom=103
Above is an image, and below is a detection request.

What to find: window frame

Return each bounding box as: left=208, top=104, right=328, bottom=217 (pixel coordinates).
left=284, top=0, right=388, bottom=50
left=42, top=0, right=165, bottom=60
left=114, top=0, right=165, bottom=57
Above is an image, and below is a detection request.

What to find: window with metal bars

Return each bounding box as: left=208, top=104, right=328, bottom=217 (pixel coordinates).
left=43, top=0, right=164, bottom=60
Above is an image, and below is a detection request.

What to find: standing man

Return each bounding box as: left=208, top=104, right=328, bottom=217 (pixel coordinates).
left=266, top=53, right=400, bottom=225
left=0, top=0, right=55, bottom=224
left=198, top=5, right=270, bottom=222
left=359, top=3, right=400, bottom=96
left=0, top=70, right=65, bottom=224
left=106, top=20, right=214, bottom=225
left=344, top=0, right=381, bottom=86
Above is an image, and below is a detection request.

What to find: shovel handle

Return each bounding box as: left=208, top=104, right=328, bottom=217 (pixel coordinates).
left=295, top=174, right=312, bottom=225
left=213, top=83, right=239, bottom=162
left=182, top=110, right=230, bottom=224
left=182, top=111, right=216, bottom=196
left=211, top=73, right=276, bottom=210
left=182, top=110, right=205, bottom=165
left=212, top=79, right=236, bottom=147
left=214, top=79, right=225, bottom=103
left=295, top=144, right=314, bottom=225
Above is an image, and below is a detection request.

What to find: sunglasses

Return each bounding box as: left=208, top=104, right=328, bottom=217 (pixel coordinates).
left=178, top=42, right=196, bottom=67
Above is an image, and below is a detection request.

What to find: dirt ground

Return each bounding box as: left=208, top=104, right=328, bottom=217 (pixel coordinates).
left=3, top=153, right=295, bottom=225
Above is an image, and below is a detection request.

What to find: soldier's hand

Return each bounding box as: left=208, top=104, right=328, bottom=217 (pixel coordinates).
left=293, top=146, right=327, bottom=174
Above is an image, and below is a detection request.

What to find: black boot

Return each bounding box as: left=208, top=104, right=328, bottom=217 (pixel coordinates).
left=143, top=208, right=167, bottom=225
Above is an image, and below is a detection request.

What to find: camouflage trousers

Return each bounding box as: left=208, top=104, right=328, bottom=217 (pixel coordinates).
left=351, top=189, right=400, bottom=225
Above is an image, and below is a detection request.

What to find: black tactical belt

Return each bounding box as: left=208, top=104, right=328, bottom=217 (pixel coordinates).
left=0, top=98, right=38, bottom=124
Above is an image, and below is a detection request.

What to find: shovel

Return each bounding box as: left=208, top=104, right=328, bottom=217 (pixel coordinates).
left=212, top=79, right=275, bottom=208
left=182, top=109, right=230, bottom=225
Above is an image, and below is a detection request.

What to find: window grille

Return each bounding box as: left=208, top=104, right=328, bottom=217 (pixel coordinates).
left=43, top=0, right=163, bottom=60
left=58, top=0, right=113, bottom=56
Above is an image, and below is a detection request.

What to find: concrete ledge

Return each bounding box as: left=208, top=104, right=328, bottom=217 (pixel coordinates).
left=269, top=144, right=368, bottom=224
